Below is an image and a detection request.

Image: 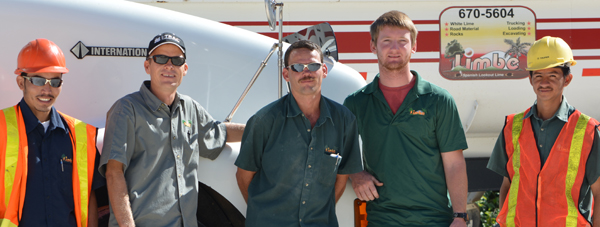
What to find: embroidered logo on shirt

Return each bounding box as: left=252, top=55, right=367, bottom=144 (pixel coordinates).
left=182, top=120, right=192, bottom=128
left=409, top=108, right=427, bottom=116
left=61, top=154, right=73, bottom=163
left=324, top=146, right=337, bottom=154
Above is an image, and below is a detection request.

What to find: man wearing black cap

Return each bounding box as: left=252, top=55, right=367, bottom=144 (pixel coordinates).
left=99, top=32, right=245, bottom=227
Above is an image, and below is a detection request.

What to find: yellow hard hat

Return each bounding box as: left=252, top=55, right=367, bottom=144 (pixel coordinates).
left=526, top=36, right=576, bottom=71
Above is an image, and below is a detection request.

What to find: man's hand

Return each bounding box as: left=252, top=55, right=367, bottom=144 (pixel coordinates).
left=349, top=170, right=383, bottom=201
left=449, top=217, right=467, bottom=227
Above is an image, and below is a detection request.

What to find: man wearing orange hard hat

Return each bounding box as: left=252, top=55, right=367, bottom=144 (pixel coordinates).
left=0, top=38, right=105, bottom=227
left=488, top=36, right=600, bottom=226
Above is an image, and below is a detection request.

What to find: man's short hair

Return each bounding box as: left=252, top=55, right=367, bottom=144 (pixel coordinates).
left=284, top=40, right=323, bottom=67
left=529, top=66, right=571, bottom=77
left=370, top=10, right=418, bottom=46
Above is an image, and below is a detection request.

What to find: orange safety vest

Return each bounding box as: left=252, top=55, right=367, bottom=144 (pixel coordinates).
left=497, top=108, right=598, bottom=227
left=0, top=105, right=97, bottom=227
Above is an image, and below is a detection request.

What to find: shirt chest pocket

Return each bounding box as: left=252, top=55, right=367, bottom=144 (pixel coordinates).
left=393, top=111, right=436, bottom=140
left=59, top=159, right=74, bottom=197
left=315, top=152, right=340, bottom=187
left=183, top=128, right=198, bottom=153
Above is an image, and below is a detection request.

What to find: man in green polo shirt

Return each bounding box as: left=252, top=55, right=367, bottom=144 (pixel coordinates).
left=235, top=40, right=363, bottom=227
left=487, top=37, right=600, bottom=226
left=343, top=11, right=469, bottom=226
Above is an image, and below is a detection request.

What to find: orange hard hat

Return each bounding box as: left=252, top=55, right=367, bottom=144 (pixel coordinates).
left=14, top=38, right=69, bottom=75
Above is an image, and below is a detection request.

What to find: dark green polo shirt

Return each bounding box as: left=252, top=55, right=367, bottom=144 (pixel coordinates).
left=487, top=98, right=600, bottom=222
left=235, top=94, right=363, bottom=227
left=343, top=71, right=468, bottom=227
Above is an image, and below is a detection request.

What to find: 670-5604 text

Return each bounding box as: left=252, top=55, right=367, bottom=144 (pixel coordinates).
left=458, top=8, right=515, bottom=19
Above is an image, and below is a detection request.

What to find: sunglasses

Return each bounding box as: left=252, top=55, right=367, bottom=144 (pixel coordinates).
left=288, top=63, right=323, bottom=72
left=22, top=75, right=63, bottom=88
left=150, top=55, right=186, bottom=66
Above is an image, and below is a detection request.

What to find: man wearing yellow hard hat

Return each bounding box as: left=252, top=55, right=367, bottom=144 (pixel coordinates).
left=488, top=36, right=600, bottom=226
left=0, top=39, right=105, bottom=227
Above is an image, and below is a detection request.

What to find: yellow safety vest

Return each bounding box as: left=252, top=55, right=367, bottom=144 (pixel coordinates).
left=0, top=105, right=97, bottom=227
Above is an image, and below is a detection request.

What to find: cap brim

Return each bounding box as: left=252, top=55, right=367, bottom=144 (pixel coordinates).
left=148, top=42, right=186, bottom=56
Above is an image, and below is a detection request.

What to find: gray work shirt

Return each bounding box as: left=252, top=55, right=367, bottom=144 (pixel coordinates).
left=99, top=81, right=227, bottom=227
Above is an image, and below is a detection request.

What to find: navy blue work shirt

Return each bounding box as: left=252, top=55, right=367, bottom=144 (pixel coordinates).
left=17, top=99, right=105, bottom=227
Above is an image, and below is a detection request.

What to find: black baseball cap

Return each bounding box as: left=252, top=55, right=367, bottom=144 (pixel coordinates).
left=147, top=32, right=186, bottom=57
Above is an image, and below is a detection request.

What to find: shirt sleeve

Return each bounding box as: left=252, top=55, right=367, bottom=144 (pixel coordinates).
left=435, top=92, right=468, bottom=153
left=342, top=96, right=356, bottom=118
left=235, top=114, right=267, bottom=172
left=585, top=127, right=600, bottom=185
left=195, top=102, right=227, bottom=160
left=98, top=99, right=137, bottom=176
left=91, top=147, right=106, bottom=190
left=487, top=125, right=510, bottom=178
left=336, top=113, right=363, bottom=175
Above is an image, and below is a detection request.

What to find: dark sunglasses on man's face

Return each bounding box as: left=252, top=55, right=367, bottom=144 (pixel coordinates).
left=150, top=55, right=186, bottom=66
left=22, top=75, right=63, bottom=88
left=288, top=63, right=323, bottom=72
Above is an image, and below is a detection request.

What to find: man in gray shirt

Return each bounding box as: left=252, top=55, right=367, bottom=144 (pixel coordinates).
left=99, top=32, right=244, bottom=227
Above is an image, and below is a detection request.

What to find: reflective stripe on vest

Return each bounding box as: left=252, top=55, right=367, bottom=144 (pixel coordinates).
left=498, top=108, right=597, bottom=227
left=505, top=111, right=525, bottom=227
left=0, top=105, right=97, bottom=227
left=0, top=106, right=27, bottom=227
left=60, top=111, right=97, bottom=227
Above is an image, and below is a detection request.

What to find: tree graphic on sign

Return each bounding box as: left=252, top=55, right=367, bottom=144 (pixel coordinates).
left=444, top=39, right=466, bottom=70
left=504, top=37, right=531, bottom=58
left=444, top=39, right=465, bottom=59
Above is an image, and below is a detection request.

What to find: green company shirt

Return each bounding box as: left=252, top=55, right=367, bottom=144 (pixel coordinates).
left=343, top=71, right=468, bottom=227
left=487, top=98, right=600, bottom=221
left=235, top=94, right=363, bottom=227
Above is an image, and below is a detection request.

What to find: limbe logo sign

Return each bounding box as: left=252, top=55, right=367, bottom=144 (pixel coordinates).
left=70, top=41, right=147, bottom=59
left=439, top=6, right=536, bottom=80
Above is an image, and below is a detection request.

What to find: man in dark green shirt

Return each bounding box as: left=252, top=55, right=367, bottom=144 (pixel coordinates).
left=343, top=11, right=469, bottom=227
left=235, top=40, right=363, bottom=227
